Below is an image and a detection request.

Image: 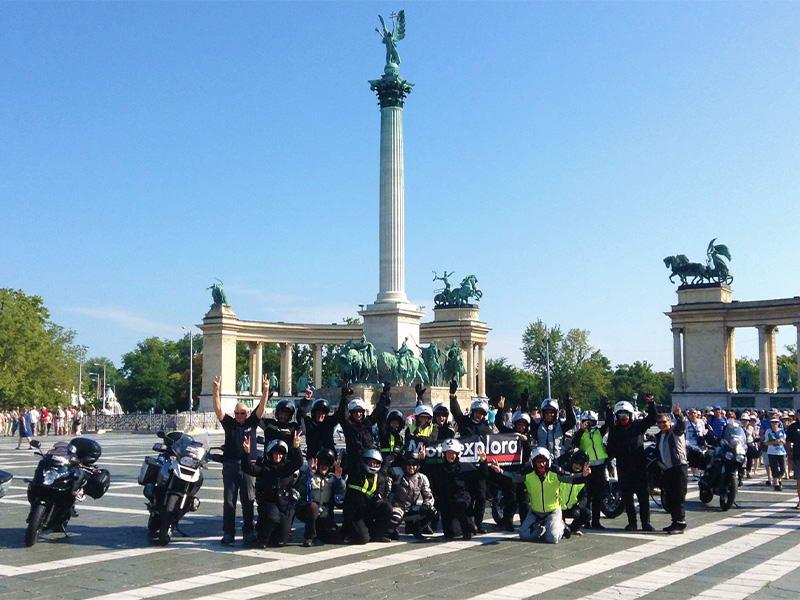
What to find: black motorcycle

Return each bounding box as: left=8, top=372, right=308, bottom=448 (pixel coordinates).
left=25, top=438, right=110, bottom=546
left=697, top=434, right=746, bottom=511
left=644, top=442, right=671, bottom=513
left=138, top=431, right=219, bottom=545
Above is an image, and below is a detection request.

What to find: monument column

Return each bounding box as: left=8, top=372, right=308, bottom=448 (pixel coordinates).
left=253, top=342, right=263, bottom=396
left=757, top=326, right=770, bottom=392
left=767, top=326, right=778, bottom=393
left=796, top=323, right=800, bottom=390
left=726, top=327, right=737, bottom=393
left=477, top=344, right=486, bottom=396
left=280, top=343, right=293, bottom=397
left=312, top=344, right=323, bottom=389
left=465, top=343, right=475, bottom=391
left=672, top=328, right=684, bottom=392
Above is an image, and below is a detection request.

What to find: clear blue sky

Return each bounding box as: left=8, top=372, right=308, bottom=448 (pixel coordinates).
left=2, top=1, right=799, bottom=371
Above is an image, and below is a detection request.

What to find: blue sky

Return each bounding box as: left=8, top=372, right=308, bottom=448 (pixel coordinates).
left=2, top=1, right=799, bottom=370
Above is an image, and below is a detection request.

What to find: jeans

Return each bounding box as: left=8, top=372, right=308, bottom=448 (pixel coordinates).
left=519, top=509, right=564, bottom=543
left=222, top=459, right=255, bottom=538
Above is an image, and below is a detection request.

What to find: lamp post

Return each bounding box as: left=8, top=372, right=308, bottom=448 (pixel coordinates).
left=94, top=363, right=107, bottom=413
left=181, top=326, right=194, bottom=419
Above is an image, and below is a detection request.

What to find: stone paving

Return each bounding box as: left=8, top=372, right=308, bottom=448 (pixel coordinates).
left=1, top=432, right=799, bottom=599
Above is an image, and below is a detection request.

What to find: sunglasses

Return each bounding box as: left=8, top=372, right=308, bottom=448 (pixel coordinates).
left=656, top=420, right=669, bottom=425
left=234, top=411, right=247, bottom=415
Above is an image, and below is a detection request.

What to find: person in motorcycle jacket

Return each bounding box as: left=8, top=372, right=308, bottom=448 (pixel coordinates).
left=421, top=402, right=454, bottom=534
left=572, top=409, right=609, bottom=529
left=438, top=438, right=489, bottom=540
left=294, top=448, right=345, bottom=546
left=297, top=398, right=338, bottom=459
left=605, top=394, right=657, bottom=531
left=406, top=384, right=439, bottom=450
left=241, top=433, right=302, bottom=548
left=519, top=447, right=575, bottom=544
left=388, top=450, right=435, bottom=539
left=336, top=383, right=389, bottom=474
left=559, top=449, right=591, bottom=538
left=343, top=448, right=393, bottom=544
left=495, top=408, right=534, bottom=525
left=531, top=396, right=577, bottom=460
left=379, top=407, right=406, bottom=474
left=654, top=404, right=688, bottom=534
left=432, top=403, right=455, bottom=441
left=260, top=398, right=302, bottom=453
left=448, top=380, right=494, bottom=533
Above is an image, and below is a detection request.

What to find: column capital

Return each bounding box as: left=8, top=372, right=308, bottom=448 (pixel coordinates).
left=369, top=72, right=414, bottom=108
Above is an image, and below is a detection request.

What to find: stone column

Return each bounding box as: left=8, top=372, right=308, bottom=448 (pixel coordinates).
left=280, top=343, right=293, bottom=397
left=248, top=342, right=258, bottom=396
left=758, top=326, right=769, bottom=392
left=726, top=327, right=737, bottom=393
left=796, top=323, right=800, bottom=392
left=465, top=343, right=475, bottom=391
left=253, top=342, right=263, bottom=397
left=767, top=326, right=778, bottom=393
left=477, top=344, right=486, bottom=396
left=370, top=69, right=413, bottom=305
left=672, top=328, right=684, bottom=392
left=313, top=344, right=323, bottom=389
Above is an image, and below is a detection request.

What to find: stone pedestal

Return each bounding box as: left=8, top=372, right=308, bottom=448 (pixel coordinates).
left=359, top=302, right=424, bottom=355
left=198, top=304, right=238, bottom=412
left=312, top=384, right=476, bottom=415
left=677, top=284, right=732, bottom=305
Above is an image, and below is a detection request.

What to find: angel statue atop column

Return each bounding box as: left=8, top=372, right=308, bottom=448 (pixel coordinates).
left=375, top=10, right=406, bottom=69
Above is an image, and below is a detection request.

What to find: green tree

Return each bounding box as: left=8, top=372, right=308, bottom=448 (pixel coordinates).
left=0, top=289, right=80, bottom=409
left=735, top=357, right=759, bottom=392
left=485, top=357, right=541, bottom=406
left=609, top=361, right=673, bottom=407
left=521, top=319, right=611, bottom=403
left=119, top=337, right=182, bottom=412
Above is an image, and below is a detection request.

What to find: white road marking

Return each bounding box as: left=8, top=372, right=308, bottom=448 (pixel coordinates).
left=466, top=500, right=797, bottom=600
left=580, top=513, right=800, bottom=600
left=0, top=547, right=175, bottom=577
left=0, top=498, right=217, bottom=518
left=688, top=539, right=800, bottom=599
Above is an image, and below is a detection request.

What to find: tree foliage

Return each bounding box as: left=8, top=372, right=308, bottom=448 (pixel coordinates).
left=0, top=289, right=80, bottom=409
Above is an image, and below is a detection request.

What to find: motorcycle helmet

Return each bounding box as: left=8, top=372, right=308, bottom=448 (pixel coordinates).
left=415, top=404, right=433, bottom=418
left=265, top=439, right=288, bottom=461
left=614, top=401, right=635, bottom=415
left=512, top=411, right=531, bottom=425
left=361, top=448, right=383, bottom=473
left=440, top=438, right=463, bottom=456
left=347, top=398, right=367, bottom=413
left=386, top=409, right=405, bottom=427
left=433, top=403, right=450, bottom=418
left=311, top=398, right=330, bottom=415
left=530, top=446, right=552, bottom=467
left=402, top=450, right=421, bottom=467
left=568, top=450, right=589, bottom=472
left=315, top=448, right=336, bottom=469
left=275, top=399, right=295, bottom=420
left=540, top=398, right=559, bottom=413
left=470, top=399, right=489, bottom=416
left=580, top=410, right=599, bottom=422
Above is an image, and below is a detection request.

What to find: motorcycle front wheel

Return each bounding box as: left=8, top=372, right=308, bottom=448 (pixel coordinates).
left=719, top=474, right=737, bottom=511
left=600, top=481, right=625, bottom=518
left=157, top=494, right=180, bottom=546
left=25, top=503, right=48, bottom=547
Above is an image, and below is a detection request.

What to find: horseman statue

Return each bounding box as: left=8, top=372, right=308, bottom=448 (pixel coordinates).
left=433, top=271, right=483, bottom=307
left=664, top=239, right=733, bottom=286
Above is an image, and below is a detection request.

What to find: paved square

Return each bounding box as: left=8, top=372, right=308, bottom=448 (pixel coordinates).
left=1, top=432, right=800, bottom=600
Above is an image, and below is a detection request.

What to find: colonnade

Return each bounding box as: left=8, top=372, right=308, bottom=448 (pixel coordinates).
left=463, top=341, right=487, bottom=396
left=243, top=341, right=327, bottom=397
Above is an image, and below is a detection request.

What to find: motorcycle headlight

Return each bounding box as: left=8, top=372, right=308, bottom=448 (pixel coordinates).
left=724, top=451, right=734, bottom=460
left=179, top=456, right=197, bottom=467
left=42, top=467, right=69, bottom=486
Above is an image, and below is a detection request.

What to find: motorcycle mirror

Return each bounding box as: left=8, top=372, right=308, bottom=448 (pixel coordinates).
left=156, top=431, right=165, bottom=439
left=30, top=440, right=41, bottom=449
left=152, top=443, right=166, bottom=452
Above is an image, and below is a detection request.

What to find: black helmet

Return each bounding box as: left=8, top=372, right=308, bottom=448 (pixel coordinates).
left=316, top=448, right=336, bottom=468
left=402, top=450, right=421, bottom=467
left=275, top=399, right=295, bottom=419
left=433, top=403, right=449, bottom=418
left=569, top=450, right=589, bottom=469
left=311, top=399, right=330, bottom=415
left=386, top=409, right=405, bottom=427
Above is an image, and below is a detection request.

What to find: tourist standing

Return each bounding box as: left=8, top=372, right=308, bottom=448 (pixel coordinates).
left=16, top=408, right=32, bottom=450
left=55, top=405, right=65, bottom=436
left=214, top=374, right=268, bottom=546
left=766, top=418, right=787, bottom=491
left=28, top=406, right=39, bottom=438
left=655, top=404, right=688, bottom=533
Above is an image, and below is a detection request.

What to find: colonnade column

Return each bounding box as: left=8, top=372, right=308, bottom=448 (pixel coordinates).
left=796, top=323, right=800, bottom=391
left=726, top=327, right=737, bottom=393
left=280, top=343, right=293, bottom=397
left=477, top=344, right=486, bottom=397
left=313, top=344, right=323, bottom=390
left=672, top=328, right=684, bottom=392
left=758, top=326, right=770, bottom=393
left=465, top=343, right=475, bottom=391
left=250, top=342, right=263, bottom=396
left=767, top=326, right=778, bottom=392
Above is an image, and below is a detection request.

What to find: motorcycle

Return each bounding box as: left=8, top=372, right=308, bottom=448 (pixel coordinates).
left=644, top=440, right=671, bottom=513
left=698, top=426, right=747, bottom=511
left=0, top=469, right=13, bottom=498
left=24, top=438, right=110, bottom=546
left=138, top=431, right=220, bottom=545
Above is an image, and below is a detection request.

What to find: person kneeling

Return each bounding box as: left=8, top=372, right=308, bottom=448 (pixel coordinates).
left=388, top=450, right=435, bottom=539
left=242, top=435, right=302, bottom=548
left=343, top=449, right=392, bottom=544
left=520, top=447, right=572, bottom=544
left=559, top=450, right=591, bottom=538
left=295, top=448, right=345, bottom=547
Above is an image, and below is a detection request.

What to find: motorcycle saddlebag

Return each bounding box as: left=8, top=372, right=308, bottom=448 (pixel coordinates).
left=137, top=456, right=161, bottom=486
left=687, top=446, right=710, bottom=470
left=85, top=468, right=111, bottom=499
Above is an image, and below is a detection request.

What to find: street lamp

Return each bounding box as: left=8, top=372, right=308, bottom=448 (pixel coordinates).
left=181, top=326, right=194, bottom=418
left=94, top=362, right=107, bottom=413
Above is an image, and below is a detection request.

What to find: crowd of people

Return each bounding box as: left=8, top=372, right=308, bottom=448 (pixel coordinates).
left=210, top=377, right=800, bottom=550
left=1, top=405, right=85, bottom=448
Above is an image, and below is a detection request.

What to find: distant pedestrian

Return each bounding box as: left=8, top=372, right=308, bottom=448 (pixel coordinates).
left=16, top=408, right=33, bottom=450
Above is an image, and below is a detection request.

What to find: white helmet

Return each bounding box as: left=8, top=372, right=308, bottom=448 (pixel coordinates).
left=440, top=438, right=463, bottom=455
left=265, top=439, right=288, bottom=457
left=614, top=401, right=635, bottom=415
left=415, top=404, right=433, bottom=418
left=581, top=410, right=599, bottom=422
left=512, top=411, right=531, bottom=425
left=540, top=398, right=559, bottom=412
left=530, top=446, right=552, bottom=466
left=470, top=399, right=490, bottom=414
left=347, top=398, right=367, bottom=413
